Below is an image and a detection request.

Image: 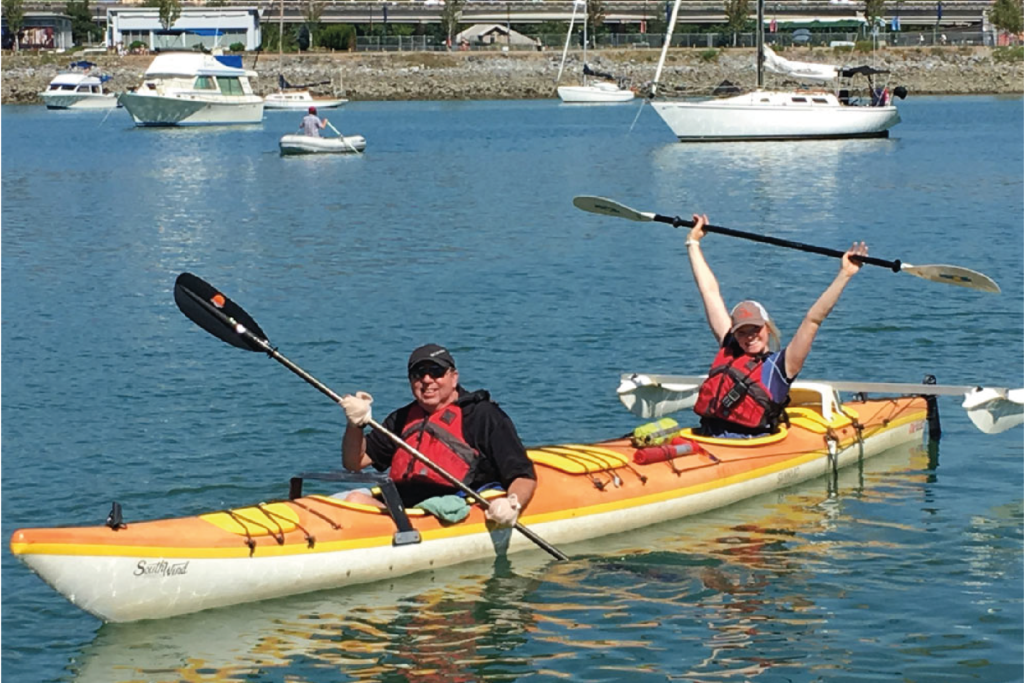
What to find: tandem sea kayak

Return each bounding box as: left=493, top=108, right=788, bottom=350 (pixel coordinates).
left=10, top=382, right=929, bottom=622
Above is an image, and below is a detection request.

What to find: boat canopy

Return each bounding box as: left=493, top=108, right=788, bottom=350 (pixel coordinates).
left=279, top=74, right=330, bottom=90
left=839, top=65, right=891, bottom=78
left=763, top=45, right=837, bottom=81
left=144, top=52, right=255, bottom=78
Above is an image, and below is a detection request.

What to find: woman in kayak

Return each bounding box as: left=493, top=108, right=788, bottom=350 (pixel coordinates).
left=686, top=214, right=868, bottom=438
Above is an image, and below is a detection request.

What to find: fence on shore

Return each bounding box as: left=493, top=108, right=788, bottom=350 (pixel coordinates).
left=355, top=29, right=994, bottom=51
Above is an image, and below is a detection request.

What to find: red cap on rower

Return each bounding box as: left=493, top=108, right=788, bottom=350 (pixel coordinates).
left=308, top=106, right=317, bottom=114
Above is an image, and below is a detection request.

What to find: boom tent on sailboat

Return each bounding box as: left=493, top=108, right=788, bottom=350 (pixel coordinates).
left=647, top=0, right=908, bottom=141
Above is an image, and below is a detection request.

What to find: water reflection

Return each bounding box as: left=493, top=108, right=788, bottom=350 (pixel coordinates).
left=649, top=137, right=900, bottom=229
left=71, top=442, right=939, bottom=683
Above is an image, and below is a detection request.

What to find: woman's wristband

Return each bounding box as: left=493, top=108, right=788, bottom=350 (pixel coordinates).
left=685, top=239, right=699, bottom=247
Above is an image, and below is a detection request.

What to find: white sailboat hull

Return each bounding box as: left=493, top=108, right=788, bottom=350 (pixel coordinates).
left=558, top=83, right=635, bottom=104
left=263, top=91, right=348, bottom=110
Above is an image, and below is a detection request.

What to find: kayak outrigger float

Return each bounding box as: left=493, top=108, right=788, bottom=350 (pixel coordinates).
left=12, top=272, right=1018, bottom=623
left=11, top=384, right=928, bottom=623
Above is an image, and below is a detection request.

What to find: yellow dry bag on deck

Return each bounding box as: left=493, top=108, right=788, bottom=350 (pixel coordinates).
left=631, top=418, right=683, bottom=447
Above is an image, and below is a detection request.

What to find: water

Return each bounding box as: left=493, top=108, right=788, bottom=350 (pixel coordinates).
left=2, top=97, right=1022, bottom=682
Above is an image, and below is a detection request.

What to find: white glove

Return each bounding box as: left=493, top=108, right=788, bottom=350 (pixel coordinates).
left=485, top=493, right=520, bottom=528
left=340, top=391, right=373, bottom=427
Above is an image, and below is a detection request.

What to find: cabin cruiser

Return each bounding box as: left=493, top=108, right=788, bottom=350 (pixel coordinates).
left=39, top=61, right=120, bottom=109
left=119, top=52, right=263, bottom=126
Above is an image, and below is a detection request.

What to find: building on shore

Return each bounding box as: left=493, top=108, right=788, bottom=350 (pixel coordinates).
left=105, top=7, right=261, bottom=52
left=2, top=12, right=73, bottom=51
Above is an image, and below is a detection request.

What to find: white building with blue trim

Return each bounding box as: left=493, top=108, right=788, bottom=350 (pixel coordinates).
left=105, top=7, right=262, bottom=52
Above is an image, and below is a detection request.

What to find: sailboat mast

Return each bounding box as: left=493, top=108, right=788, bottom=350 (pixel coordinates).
left=556, top=1, right=580, bottom=84
left=652, top=0, right=683, bottom=97
left=756, top=0, right=765, bottom=89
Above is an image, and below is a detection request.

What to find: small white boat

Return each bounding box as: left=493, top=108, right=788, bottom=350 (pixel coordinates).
left=264, top=75, right=348, bottom=110
left=279, top=134, right=366, bottom=155
left=39, top=63, right=120, bottom=110
left=555, top=1, right=635, bottom=104
left=557, top=81, right=636, bottom=104
left=119, top=52, right=263, bottom=127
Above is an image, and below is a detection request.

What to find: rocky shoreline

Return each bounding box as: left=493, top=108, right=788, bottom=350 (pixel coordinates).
left=3, top=47, right=1021, bottom=104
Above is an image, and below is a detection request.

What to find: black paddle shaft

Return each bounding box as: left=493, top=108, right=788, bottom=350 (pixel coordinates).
left=655, top=213, right=903, bottom=273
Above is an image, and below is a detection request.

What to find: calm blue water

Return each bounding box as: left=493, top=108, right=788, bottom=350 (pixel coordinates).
left=2, top=97, right=1022, bottom=683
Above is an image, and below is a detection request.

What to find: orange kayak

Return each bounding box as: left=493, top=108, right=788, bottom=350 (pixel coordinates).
left=10, top=384, right=928, bottom=622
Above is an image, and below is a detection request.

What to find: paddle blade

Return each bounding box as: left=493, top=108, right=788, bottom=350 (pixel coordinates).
left=963, top=387, right=1024, bottom=434
left=573, top=196, right=653, bottom=222
left=902, top=264, right=1001, bottom=293
left=174, top=273, right=269, bottom=352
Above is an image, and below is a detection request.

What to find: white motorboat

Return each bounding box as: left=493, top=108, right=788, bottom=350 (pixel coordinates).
left=264, top=76, right=347, bottom=110
left=279, top=134, right=366, bottom=155
left=39, top=62, right=120, bottom=110
left=555, top=0, right=635, bottom=104
left=649, top=0, right=904, bottom=141
left=119, top=52, right=263, bottom=127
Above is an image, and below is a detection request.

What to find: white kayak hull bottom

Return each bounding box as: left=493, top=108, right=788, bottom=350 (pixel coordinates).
left=14, top=421, right=921, bottom=622
left=279, top=134, right=366, bottom=155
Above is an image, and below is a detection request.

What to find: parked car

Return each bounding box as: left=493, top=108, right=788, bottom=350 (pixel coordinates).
left=793, top=28, right=812, bottom=44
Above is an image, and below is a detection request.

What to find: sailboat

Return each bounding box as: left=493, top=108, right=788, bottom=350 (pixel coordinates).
left=556, top=0, right=635, bottom=104
left=648, top=0, right=905, bottom=141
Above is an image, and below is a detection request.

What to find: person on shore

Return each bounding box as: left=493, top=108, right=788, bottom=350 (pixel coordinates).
left=685, top=214, right=868, bottom=438
left=300, top=106, right=328, bottom=137
left=339, top=344, right=535, bottom=527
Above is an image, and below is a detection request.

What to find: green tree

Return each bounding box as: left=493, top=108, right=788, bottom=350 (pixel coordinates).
left=723, top=0, right=750, bottom=46
left=864, top=0, right=887, bottom=34
left=144, top=0, right=181, bottom=31
left=66, top=0, right=102, bottom=45
left=989, top=0, right=1023, bottom=36
left=302, top=0, right=324, bottom=49
left=3, top=0, right=25, bottom=51
left=319, top=23, right=355, bottom=51
left=439, top=0, right=464, bottom=48
left=586, top=0, right=606, bottom=37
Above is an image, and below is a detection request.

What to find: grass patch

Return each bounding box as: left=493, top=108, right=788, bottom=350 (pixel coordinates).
left=699, top=48, right=719, bottom=62
left=993, top=46, right=1024, bottom=63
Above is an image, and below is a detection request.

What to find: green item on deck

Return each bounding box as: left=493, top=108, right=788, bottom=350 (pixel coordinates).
left=417, top=495, right=471, bottom=523
left=631, top=417, right=682, bottom=447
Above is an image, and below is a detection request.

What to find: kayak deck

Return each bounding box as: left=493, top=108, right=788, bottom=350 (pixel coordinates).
left=10, top=391, right=928, bottom=621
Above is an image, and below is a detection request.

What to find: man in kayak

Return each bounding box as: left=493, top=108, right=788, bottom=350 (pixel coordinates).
left=339, top=344, right=535, bottom=527
left=300, top=106, right=328, bottom=137
left=686, top=214, right=868, bottom=438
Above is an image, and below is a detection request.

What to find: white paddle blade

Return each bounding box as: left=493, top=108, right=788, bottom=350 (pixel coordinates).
left=573, top=196, right=653, bottom=223
left=902, top=264, right=1001, bottom=293
left=617, top=374, right=700, bottom=418
left=963, top=388, right=1024, bottom=434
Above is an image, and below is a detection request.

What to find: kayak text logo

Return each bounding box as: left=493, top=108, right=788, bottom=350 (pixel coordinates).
left=134, top=559, right=190, bottom=578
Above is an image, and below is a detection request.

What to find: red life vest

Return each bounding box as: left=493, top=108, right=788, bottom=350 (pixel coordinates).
left=693, top=346, right=786, bottom=431
left=390, top=402, right=480, bottom=489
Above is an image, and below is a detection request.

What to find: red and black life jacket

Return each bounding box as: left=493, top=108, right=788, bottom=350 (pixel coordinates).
left=693, top=346, right=786, bottom=431
left=390, top=401, right=480, bottom=489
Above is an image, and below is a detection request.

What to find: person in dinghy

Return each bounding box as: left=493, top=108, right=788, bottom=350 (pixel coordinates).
left=300, top=106, right=329, bottom=137
left=339, top=344, right=535, bottom=527
left=686, top=214, right=868, bottom=438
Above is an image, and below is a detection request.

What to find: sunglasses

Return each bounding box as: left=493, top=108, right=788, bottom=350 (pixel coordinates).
left=409, top=363, right=449, bottom=381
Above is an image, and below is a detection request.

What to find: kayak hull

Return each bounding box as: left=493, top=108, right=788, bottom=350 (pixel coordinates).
left=11, top=391, right=928, bottom=622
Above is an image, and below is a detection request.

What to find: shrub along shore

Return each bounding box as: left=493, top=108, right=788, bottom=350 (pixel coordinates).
left=3, top=46, right=1021, bottom=104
